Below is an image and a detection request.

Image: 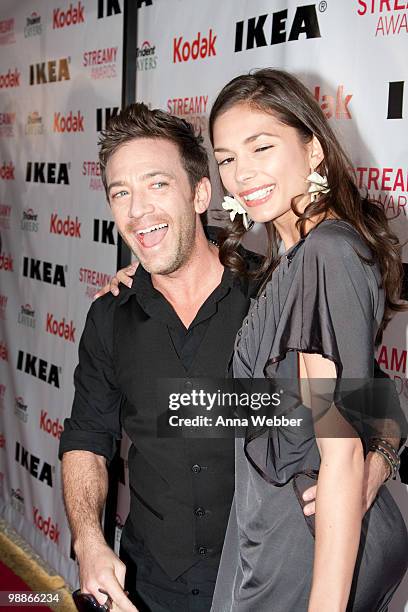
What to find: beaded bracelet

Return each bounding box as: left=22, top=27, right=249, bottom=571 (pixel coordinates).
left=369, top=438, right=401, bottom=481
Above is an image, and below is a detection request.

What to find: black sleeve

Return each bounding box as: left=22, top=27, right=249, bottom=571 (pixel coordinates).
left=59, top=297, right=122, bottom=463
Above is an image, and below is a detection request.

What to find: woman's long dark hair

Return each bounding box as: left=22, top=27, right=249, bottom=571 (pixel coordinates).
left=208, top=68, right=405, bottom=343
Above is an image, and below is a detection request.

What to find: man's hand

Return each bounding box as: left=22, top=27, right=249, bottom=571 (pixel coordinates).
left=302, top=451, right=390, bottom=517
left=94, top=262, right=138, bottom=300
left=76, top=539, right=138, bottom=611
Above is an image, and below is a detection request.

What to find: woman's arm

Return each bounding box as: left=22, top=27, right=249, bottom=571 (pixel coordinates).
left=301, top=352, right=364, bottom=612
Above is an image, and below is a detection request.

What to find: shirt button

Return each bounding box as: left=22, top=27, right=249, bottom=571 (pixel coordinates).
left=191, top=464, right=201, bottom=474
left=191, top=589, right=199, bottom=596
left=194, top=506, right=205, bottom=517
left=198, top=546, right=207, bottom=556
left=184, top=380, right=193, bottom=389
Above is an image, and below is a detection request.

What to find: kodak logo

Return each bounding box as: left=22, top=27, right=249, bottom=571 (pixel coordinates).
left=0, top=162, right=15, bottom=180
left=46, top=313, right=76, bottom=342
left=53, top=1, right=85, bottom=29
left=173, top=29, right=216, bottom=63
left=0, top=253, right=13, bottom=271
left=53, top=110, right=84, bottom=133
left=33, top=507, right=60, bottom=543
left=39, top=410, right=64, bottom=439
left=0, top=68, right=20, bottom=89
left=50, top=214, right=81, bottom=237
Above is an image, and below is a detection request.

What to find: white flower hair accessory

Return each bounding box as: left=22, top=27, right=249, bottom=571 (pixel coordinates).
left=306, top=171, right=330, bottom=202
left=222, top=195, right=251, bottom=230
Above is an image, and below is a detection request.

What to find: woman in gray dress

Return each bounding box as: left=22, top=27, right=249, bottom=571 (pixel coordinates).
left=208, top=69, right=408, bottom=611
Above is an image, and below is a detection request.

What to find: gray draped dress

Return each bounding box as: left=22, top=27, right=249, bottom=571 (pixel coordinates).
left=211, top=220, right=408, bottom=612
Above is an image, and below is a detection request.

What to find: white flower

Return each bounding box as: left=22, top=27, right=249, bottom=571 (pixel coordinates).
left=222, top=195, right=250, bottom=230
left=307, top=172, right=330, bottom=202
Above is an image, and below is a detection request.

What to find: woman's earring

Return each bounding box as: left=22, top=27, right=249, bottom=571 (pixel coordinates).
left=306, top=171, right=330, bottom=202
left=222, top=195, right=252, bottom=230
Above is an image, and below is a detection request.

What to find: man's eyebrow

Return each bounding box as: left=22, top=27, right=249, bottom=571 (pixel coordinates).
left=107, top=171, right=175, bottom=193
left=139, top=170, right=175, bottom=181
left=107, top=180, right=126, bottom=193
left=213, top=132, right=280, bottom=153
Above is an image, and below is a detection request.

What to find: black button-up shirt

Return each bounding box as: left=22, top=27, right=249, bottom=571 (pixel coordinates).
left=60, top=241, right=260, bottom=579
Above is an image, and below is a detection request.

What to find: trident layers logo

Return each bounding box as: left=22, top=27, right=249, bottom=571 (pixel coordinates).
left=24, top=12, right=42, bottom=38
left=18, top=304, right=36, bottom=329
left=137, top=41, right=157, bottom=71
left=25, top=112, right=44, bottom=136
left=21, top=208, right=39, bottom=232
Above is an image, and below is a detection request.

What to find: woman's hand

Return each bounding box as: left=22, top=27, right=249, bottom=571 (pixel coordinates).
left=94, top=262, right=139, bottom=299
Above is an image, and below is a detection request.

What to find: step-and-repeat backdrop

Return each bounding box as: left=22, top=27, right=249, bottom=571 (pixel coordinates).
left=0, top=0, right=123, bottom=588
left=0, top=0, right=407, bottom=605
left=116, top=1, right=408, bottom=610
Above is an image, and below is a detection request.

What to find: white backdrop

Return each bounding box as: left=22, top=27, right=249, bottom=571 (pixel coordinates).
left=0, top=0, right=407, bottom=607
left=0, top=0, right=123, bottom=588
left=118, top=1, right=408, bottom=609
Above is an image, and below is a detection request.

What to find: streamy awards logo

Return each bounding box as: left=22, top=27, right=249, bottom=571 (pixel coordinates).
left=356, top=166, right=407, bottom=218
left=167, top=95, right=208, bottom=133
left=0, top=204, right=11, bottom=229
left=80, top=267, right=112, bottom=299
left=0, top=18, right=15, bottom=45
left=83, top=160, right=103, bottom=191
left=357, top=0, right=408, bottom=36
left=84, top=47, right=118, bottom=79
left=0, top=112, right=15, bottom=137
left=0, top=295, right=7, bottom=320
